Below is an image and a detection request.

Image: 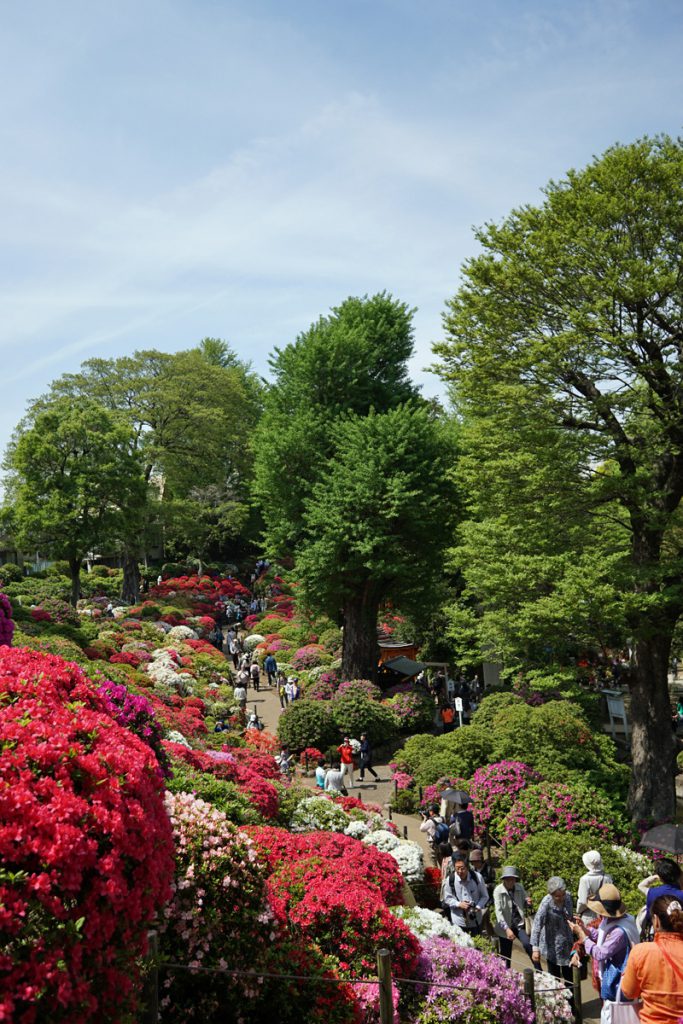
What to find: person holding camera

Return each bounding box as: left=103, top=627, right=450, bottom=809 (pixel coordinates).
left=443, top=853, right=489, bottom=935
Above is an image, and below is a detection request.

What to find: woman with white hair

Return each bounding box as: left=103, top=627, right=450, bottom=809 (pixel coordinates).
left=577, top=850, right=613, bottom=926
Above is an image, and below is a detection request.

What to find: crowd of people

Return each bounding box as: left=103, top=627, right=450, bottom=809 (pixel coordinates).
left=418, top=795, right=683, bottom=1021
left=206, top=564, right=683, bottom=1021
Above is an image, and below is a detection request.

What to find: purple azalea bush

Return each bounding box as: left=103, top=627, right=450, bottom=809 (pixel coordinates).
left=97, top=680, right=171, bottom=777
left=415, top=937, right=534, bottom=1024
left=0, top=593, right=15, bottom=647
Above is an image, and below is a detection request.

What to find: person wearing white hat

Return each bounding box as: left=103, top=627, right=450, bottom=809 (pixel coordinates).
left=493, top=866, right=537, bottom=969
left=577, top=850, right=613, bottom=926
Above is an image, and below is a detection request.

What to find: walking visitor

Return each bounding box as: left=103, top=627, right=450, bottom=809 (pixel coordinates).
left=531, top=876, right=575, bottom=983
left=621, top=894, right=683, bottom=1023
left=493, top=865, right=537, bottom=968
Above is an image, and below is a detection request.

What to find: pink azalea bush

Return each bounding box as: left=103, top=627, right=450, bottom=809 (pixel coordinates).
left=159, top=792, right=278, bottom=1023
left=0, top=593, right=14, bottom=646
left=469, top=761, right=542, bottom=839
left=501, top=781, right=616, bottom=844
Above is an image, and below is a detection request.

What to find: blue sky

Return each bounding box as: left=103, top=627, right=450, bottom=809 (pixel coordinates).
left=1, top=0, right=682, bottom=453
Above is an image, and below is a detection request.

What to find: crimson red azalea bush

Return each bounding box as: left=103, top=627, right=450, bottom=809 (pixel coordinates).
left=286, top=877, right=419, bottom=979
left=247, top=827, right=405, bottom=905
left=164, top=743, right=280, bottom=818
left=0, top=648, right=174, bottom=1024
left=145, top=692, right=208, bottom=737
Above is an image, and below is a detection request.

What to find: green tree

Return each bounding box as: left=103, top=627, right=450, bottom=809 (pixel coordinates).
left=255, top=293, right=455, bottom=677
left=254, top=292, right=419, bottom=551
left=4, top=398, right=145, bottom=604
left=297, top=406, right=456, bottom=677
left=42, top=344, right=262, bottom=595
left=435, top=134, right=683, bottom=821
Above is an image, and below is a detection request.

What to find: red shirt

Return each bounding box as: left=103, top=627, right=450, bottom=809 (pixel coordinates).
left=338, top=743, right=354, bottom=765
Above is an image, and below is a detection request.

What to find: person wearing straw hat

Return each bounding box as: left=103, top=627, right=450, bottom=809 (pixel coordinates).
left=577, top=850, right=613, bottom=926
left=493, top=866, right=537, bottom=969
left=570, top=883, right=640, bottom=1003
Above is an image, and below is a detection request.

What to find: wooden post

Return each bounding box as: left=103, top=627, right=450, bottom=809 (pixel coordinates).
left=304, top=753, right=309, bottom=772
left=523, top=967, right=535, bottom=1017
left=388, top=806, right=393, bottom=821
left=572, top=964, right=583, bottom=1023
left=377, top=948, right=393, bottom=1024
left=142, top=930, right=159, bottom=1024
left=394, top=779, right=398, bottom=798
left=403, top=825, right=408, bottom=839
left=418, top=786, right=423, bottom=801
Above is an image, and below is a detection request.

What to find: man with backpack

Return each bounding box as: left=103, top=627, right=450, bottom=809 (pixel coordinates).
left=443, top=853, right=489, bottom=934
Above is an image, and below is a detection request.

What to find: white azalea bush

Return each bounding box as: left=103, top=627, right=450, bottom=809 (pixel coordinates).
left=389, top=840, right=424, bottom=885
left=167, top=625, right=198, bottom=641
left=344, top=820, right=370, bottom=840
left=534, top=970, right=573, bottom=1022
left=391, top=905, right=473, bottom=948
left=362, top=830, right=424, bottom=883
left=289, top=796, right=350, bottom=833
left=244, top=634, right=265, bottom=650
left=362, top=829, right=400, bottom=853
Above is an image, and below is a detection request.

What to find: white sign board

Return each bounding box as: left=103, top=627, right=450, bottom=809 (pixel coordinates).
left=454, top=697, right=463, bottom=712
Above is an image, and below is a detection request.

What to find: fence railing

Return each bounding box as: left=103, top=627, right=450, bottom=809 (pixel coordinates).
left=142, top=933, right=583, bottom=1024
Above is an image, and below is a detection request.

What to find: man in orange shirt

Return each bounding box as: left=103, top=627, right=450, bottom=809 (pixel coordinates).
left=337, top=737, right=355, bottom=790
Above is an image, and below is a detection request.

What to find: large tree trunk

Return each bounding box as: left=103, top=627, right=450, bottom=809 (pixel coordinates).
left=121, top=549, right=140, bottom=605
left=69, top=557, right=81, bottom=607
left=628, top=631, right=677, bottom=823
left=341, top=588, right=380, bottom=681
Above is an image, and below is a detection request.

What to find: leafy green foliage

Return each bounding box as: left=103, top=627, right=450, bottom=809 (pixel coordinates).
left=395, top=728, right=495, bottom=786
left=507, top=830, right=652, bottom=913
left=435, top=135, right=683, bottom=820
left=276, top=699, right=337, bottom=752
left=4, top=398, right=145, bottom=603
left=329, top=690, right=397, bottom=745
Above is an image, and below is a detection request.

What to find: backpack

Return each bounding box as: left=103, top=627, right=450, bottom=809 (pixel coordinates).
left=433, top=821, right=450, bottom=845
left=587, top=874, right=605, bottom=901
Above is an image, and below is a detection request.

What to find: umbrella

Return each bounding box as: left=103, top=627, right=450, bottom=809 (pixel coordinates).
left=640, top=824, right=683, bottom=855
left=440, top=788, right=471, bottom=805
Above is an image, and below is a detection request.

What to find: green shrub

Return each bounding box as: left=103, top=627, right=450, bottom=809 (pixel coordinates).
left=390, top=788, right=419, bottom=814
left=395, top=727, right=495, bottom=787
left=506, top=830, right=652, bottom=913
left=0, top=563, right=23, bottom=585
left=470, top=692, right=523, bottom=729
left=277, top=699, right=337, bottom=752
left=489, top=700, right=628, bottom=807
left=330, top=690, right=397, bottom=745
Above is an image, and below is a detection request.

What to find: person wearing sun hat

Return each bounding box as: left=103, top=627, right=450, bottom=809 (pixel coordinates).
left=577, top=850, right=613, bottom=926
left=570, top=883, right=640, bottom=1002
left=493, top=866, right=537, bottom=969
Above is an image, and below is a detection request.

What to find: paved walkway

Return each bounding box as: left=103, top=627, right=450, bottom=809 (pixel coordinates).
left=243, top=670, right=601, bottom=1021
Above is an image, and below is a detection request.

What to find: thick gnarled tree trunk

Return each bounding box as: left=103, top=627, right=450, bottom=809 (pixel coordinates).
left=341, top=587, right=380, bottom=681
left=628, top=631, right=677, bottom=823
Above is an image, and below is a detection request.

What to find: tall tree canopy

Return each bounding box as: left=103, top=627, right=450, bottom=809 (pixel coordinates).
left=434, top=134, right=683, bottom=822
left=4, top=398, right=145, bottom=604
left=37, top=343, right=262, bottom=595
left=255, top=293, right=456, bottom=677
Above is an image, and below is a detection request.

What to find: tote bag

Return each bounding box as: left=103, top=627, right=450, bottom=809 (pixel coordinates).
left=600, top=988, right=641, bottom=1024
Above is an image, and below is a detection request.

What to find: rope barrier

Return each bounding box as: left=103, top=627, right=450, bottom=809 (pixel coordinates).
left=158, top=959, right=571, bottom=994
